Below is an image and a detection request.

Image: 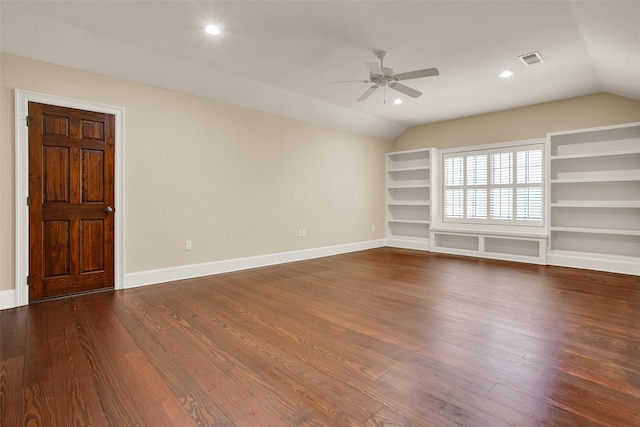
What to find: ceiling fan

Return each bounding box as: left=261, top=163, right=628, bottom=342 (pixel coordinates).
left=335, top=50, right=439, bottom=102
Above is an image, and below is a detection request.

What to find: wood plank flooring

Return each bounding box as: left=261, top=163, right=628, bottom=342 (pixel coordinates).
left=1, top=248, right=639, bottom=426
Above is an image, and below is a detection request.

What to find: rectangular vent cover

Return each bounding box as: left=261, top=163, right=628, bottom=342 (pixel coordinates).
left=518, top=51, right=544, bottom=66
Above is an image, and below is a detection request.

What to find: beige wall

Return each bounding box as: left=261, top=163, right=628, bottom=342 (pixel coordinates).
left=0, top=53, right=391, bottom=292
left=3, top=53, right=640, bottom=295
left=393, top=93, right=640, bottom=151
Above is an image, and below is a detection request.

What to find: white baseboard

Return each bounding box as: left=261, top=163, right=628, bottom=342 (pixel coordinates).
left=124, top=239, right=387, bottom=289
left=386, top=237, right=430, bottom=251
left=0, top=289, right=16, bottom=310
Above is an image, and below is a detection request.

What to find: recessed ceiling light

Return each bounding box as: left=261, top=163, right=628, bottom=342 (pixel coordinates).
left=393, top=99, right=403, bottom=105
left=205, top=24, right=221, bottom=35
left=499, top=70, right=513, bottom=78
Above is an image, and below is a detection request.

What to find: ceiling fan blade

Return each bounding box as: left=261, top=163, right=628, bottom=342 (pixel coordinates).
left=327, top=79, right=370, bottom=84
left=394, top=67, right=440, bottom=81
left=357, top=85, right=379, bottom=102
left=365, top=61, right=384, bottom=76
left=389, top=82, right=422, bottom=98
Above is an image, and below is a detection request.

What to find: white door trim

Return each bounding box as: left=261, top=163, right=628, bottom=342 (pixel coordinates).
left=14, top=89, right=125, bottom=307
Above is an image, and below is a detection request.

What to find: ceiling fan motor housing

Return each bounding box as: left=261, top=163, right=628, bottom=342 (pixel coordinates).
left=370, top=69, right=397, bottom=86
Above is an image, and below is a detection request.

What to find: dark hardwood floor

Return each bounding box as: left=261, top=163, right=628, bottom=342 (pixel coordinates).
left=1, top=248, right=639, bottom=426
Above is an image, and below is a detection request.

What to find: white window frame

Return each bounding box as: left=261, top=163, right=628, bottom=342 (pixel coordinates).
left=440, top=139, right=545, bottom=228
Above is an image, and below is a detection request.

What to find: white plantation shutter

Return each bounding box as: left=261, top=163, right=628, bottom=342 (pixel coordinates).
left=443, top=144, right=543, bottom=225
left=445, top=189, right=464, bottom=218
left=444, top=157, right=464, bottom=218
left=517, top=150, right=542, bottom=184
left=517, top=187, right=542, bottom=220
left=490, top=188, right=513, bottom=219
left=516, top=149, right=543, bottom=221
left=466, top=189, right=487, bottom=219
left=491, top=152, right=513, bottom=185
left=445, top=157, right=464, bottom=186
left=466, top=155, right=488, bottom=219
left=466, top=155, right=487, bottom=185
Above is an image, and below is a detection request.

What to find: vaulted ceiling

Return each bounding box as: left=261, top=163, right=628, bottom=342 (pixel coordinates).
left=2, top=1, right=639, bottom=140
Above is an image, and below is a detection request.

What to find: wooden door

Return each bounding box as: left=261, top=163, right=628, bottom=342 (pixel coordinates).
left=28, top=102, right=115, bottom=301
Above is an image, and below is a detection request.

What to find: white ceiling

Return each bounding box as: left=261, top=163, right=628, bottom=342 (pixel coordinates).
left=2, top=1, right=639, bottom=140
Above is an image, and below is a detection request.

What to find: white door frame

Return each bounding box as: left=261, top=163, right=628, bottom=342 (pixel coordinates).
left=14, top=89, right=125, bottom=306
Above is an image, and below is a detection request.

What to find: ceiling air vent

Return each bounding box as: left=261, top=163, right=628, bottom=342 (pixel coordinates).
left=518, top=51, right=544, bottom=66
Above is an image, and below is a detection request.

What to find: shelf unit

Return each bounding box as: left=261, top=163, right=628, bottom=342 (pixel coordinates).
left=430, top=228, right=547, bottom=264
left=547, top=122, right=640, bottom=275
left=386, top=148, right=433, bottom=250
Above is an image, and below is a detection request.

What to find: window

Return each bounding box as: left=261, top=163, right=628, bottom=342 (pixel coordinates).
left=443, top=144, right=543, bottom=226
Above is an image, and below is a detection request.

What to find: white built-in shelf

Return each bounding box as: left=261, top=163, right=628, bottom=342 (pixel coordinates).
left=386, top=148, right=434, bottom=251
left=548, top=121, right=640, bottom=275
left=388, top=201, right=430, bottom=206
left=550, top=148, right=640, bottom=160
left=550, top=227, right=640, bottom=236
left=550, top=201, right=640, bottom=208
left=550, top=175, right=640, bottom=184
left=547, top=249, right=640, bottom=276
left=430, top=230, right=546, bottom=264
left=547, top=249, right=640, bottom=263
left=388, top=166, right=430, bottom=172
left=388, top=184, right=430, bottom=189
left=388, top=219, right=430, bottom=225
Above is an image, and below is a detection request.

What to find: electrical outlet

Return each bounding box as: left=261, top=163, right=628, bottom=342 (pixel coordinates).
left=185, top=240, right=193, bottom=250
left=302, top=229, right=307, bottom=237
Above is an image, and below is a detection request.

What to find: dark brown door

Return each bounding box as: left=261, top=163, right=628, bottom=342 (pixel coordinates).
left=28, top=102, right=115, bottom=301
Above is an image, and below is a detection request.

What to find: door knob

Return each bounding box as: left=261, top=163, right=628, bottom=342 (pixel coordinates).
left=105, top=206, right=114, bottom=214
